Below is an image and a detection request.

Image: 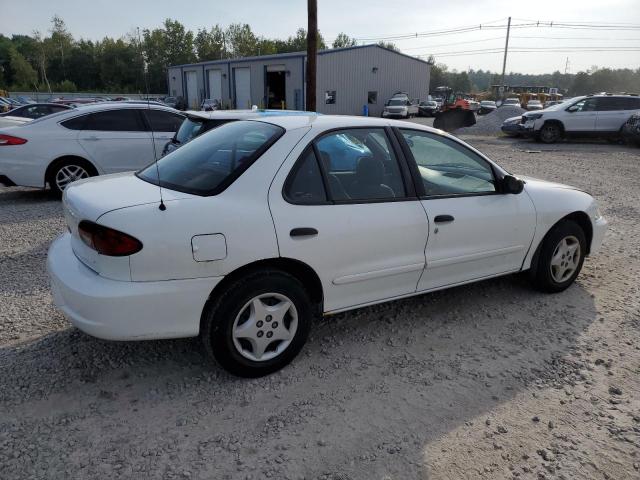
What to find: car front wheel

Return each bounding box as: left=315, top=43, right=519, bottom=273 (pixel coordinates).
left=201, top=270, right=314, bottom=377
left=530, top=220, right=586, bottom=292
left=539, top=123, right=562, bottom=143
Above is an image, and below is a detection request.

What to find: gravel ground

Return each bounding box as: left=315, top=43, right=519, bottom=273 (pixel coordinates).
left=1, top=137, right=639, bottom=479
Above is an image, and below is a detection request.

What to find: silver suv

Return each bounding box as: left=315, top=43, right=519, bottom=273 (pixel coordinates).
left=522, top=94, right=640, bottom=143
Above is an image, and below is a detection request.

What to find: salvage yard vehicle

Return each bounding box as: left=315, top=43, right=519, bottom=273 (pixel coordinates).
left=0, top=103, right=184, bottom=193
left=418, top=100, right=439, bottom=117
left=47, top=114, right=607, bottom=377
left=526, top=99, right=543, bottom=111
left=622, top=112, right=640, bottom=146
left=501, top=115, right=525, bottom=136
left=522, top=94, right=640, bottom=143
left=0, top=102, right=72, bottom=119
left=381, top=97, right=419, bottom=118
left=479, top=100, right=497, bottom=115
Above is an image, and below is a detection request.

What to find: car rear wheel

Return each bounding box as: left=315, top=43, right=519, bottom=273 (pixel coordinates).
left=49, top=159, right=96, bottom=195
left=530, top=220, right=586, bottom=292
left=539, top=123, right=562, bottom=143
left=201, top=270, right=314, bottom=377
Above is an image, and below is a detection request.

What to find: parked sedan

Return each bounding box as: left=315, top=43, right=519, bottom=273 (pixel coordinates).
left=0, top=103, right=72, bottom=119
left=47, top=114, right=607, bottom=377
left=479, top=100, right=497, bottom=115
left=0, top=103, right=184, bottom=193
left=418, top=100, right=439, bottom=117
left=527, top=100, right=544, bottom=111
left=501, top=115, right=524, bottom=136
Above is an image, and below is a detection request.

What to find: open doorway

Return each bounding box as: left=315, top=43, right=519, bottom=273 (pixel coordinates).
left=266, top=65, right=286, bottom=109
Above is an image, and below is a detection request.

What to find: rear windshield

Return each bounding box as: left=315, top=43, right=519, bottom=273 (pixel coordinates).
left=137, top=120, right=284, bottom=196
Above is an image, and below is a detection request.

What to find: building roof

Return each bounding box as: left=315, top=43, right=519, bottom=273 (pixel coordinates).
left=169, top=43, right=430, bottom=69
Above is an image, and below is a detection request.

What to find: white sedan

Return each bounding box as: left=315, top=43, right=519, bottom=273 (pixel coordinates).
left=0, top=102, right=184, bottom=193
left=47, top=115, right=607, bottom=377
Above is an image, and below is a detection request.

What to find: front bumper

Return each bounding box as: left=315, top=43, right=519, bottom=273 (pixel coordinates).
left=590, top=216, right=607, bottom=255
left=47, top=233, right=221, bottom=340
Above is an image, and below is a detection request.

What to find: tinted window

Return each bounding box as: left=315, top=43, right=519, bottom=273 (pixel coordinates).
left=316, top=128, right=405, bottom=201
left=144, top=109, right=184, bottom=132
left=60, top=115, right=88, bottom=130
left=599, top=97, right=640, bottom=111
left=50, top=105, right=69, bottom=114
left=284, top=148, right=327, bottom=204
left=400, top=129, right=495, bottom=196
left=84, top=109, right=145, bottom=131
left=137, top=121, right=283, bottom=196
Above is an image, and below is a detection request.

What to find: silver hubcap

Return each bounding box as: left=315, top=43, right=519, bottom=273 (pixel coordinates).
left=55, top=165, right=89, bottom=191
left=232, top=293, right=298, bottom=362
left=550, top=235, right=581, bottom=283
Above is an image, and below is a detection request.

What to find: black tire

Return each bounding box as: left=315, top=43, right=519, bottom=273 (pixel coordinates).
left=48, top=158, right=97, bottom=195
left=201, top=269, right=314, bottom=377
left=529, top=220, right=587, bottom=293
left=539, top=122, right=562, bottom=143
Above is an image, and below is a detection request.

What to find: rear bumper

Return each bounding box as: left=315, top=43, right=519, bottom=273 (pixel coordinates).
left=47, top=233, right=221, bottom=340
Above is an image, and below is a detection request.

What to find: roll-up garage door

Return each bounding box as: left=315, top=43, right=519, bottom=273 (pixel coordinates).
left=207, top=69, right=222, bottom=103
left=185, top=70, right=199, bottom=109
left=234, top=67, right=251, bottom=109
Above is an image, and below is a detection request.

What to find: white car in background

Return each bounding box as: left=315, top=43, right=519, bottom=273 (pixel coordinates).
left=527, top=99, right=543, bottom=111
left=523, top=94, right=640, bottom=143
left=48, top=115, right=607, bottom=377
left=0, top=103, right=184, bottom=193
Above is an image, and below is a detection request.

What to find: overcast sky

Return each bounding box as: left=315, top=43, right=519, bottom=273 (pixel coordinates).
left=4, top=0, right=640, bottom=74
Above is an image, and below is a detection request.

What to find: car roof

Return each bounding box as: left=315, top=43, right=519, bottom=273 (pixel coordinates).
left=184, top=109, right=314, bottom=121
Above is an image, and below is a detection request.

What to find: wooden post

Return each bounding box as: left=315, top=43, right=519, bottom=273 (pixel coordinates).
left=306, top=0, right=317, bottom=112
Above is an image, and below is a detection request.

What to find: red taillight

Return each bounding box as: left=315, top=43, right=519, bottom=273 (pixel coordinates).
left=78, top=220, right=143, bottom=257
left=0, top=134, right=27, bottom=146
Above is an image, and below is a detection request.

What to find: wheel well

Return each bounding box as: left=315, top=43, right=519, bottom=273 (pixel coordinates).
left=542, top=119, right=565, bottom=134
left=201, top=257, right=324, bottom=329
left=530, top=211, right=594, bottom=275
left=45, top=156, right=97, bottom=186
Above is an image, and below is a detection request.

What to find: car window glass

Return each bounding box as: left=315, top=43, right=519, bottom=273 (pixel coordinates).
left=60, top=115, right=88, bottom=130
left=284, top=148, right=327, bottom=204
left=144, top=109, right=184, bottom=132
left=84, top=109, right=145, bottom=132
left=137, top=120, right=283, bottom=196
left=316, top=128, right=405, bottom=201
left=573, top=98, right=598, bottom=112
left=400, top=129, right=495, bottom=196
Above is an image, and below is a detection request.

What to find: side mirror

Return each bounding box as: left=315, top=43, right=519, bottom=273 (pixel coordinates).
left=567, top=105, right=578, bottom=112
left=502, top=174, right=524, bottom=194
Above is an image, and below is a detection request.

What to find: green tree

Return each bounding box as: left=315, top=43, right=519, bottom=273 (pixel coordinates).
left=377, top=41, right=398, bottom=51
left=225, top=23, right=258, bottom=57
left=194, top=25, right=225, bottom=61
left=9, top=47, right=37, bottom=88
left=332, top=32, right=357, bottom=49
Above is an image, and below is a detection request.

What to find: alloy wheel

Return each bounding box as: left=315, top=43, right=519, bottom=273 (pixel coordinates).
left=232, top=293, right=298, bottom=362
left=55, top=165, right=90, bottom=191
left=550, top=235, right=581, bottom=283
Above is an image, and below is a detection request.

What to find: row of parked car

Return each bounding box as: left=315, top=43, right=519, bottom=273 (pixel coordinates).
left=501, top=93, right=640, bottom=144
left=0, top=95, right=606, bottom=377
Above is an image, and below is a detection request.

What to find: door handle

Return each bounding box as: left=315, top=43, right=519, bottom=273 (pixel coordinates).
left=290, top=228, right=318, bottom=237
left=434, top=214, right=454, bottom=223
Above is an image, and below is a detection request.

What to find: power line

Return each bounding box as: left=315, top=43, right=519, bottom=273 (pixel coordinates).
left=425, top=48, right=640, bottom=58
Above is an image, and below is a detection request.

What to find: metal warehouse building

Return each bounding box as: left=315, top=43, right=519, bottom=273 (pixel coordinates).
left=167, top=44, right=431, bottom=116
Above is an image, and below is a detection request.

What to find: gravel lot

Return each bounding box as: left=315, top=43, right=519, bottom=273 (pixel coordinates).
left=1, top=136, right=639, bottom=479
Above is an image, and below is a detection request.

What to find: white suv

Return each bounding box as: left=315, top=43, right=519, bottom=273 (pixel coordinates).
left=522, top=94, right=640, bottom=143
left=0, top=103, right=184, bottom=193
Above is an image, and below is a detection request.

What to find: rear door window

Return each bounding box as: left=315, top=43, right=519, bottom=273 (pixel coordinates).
left=84, top=109, right=146, bottom=131
left=283, top=148, right=327, bottom=204
left=137, top=120, right=284, bottom=196
left=144, top=109, right=184, bottom=132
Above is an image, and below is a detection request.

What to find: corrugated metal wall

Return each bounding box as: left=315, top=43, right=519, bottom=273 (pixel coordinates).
left=167, top=46, right=430, bottom=115
left=316, top=46, right=430, bottom=116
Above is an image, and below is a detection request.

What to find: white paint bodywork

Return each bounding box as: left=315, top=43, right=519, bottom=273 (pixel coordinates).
left=47, top=114, right=607, bottom=341
left=0, top=103, right=182, bottom=188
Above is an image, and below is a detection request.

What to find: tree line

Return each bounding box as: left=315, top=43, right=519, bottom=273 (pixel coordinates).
left=1, top=16, right=638, bottom=96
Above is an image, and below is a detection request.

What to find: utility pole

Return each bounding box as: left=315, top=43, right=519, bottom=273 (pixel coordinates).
left=564, top=56, right=570, bottom=74
left=306, top=0, right=317, bottom=112
left=499, top=16, right=511, bottom=100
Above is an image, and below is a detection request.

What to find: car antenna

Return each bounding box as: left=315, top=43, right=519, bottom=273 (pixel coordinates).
left=138, top=27, right=166, bottom=211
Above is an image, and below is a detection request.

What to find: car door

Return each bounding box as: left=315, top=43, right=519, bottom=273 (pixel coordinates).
left=77, top=109, right=155, bottom=173
left=269, top=126, right=430, bottom=313
left=397, top=128, right=536, bottom=291
left=563, top=98, right=598, bottom=132
left=595, top=97, right=639, bottom=132
left=141, top=108, right=185, bottom=156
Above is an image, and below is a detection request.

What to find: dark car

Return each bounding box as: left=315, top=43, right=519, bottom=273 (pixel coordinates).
left=163, top=96, right=187, bottom=110
left=201, top=99, right=221, bottom=111
left=418, top=100, right=439, bottom=117
left=622, top=113, right=640, bottom=146
left=0, top=103, right=72, bottom=119
left=501, top=115, right=525, bottom=137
